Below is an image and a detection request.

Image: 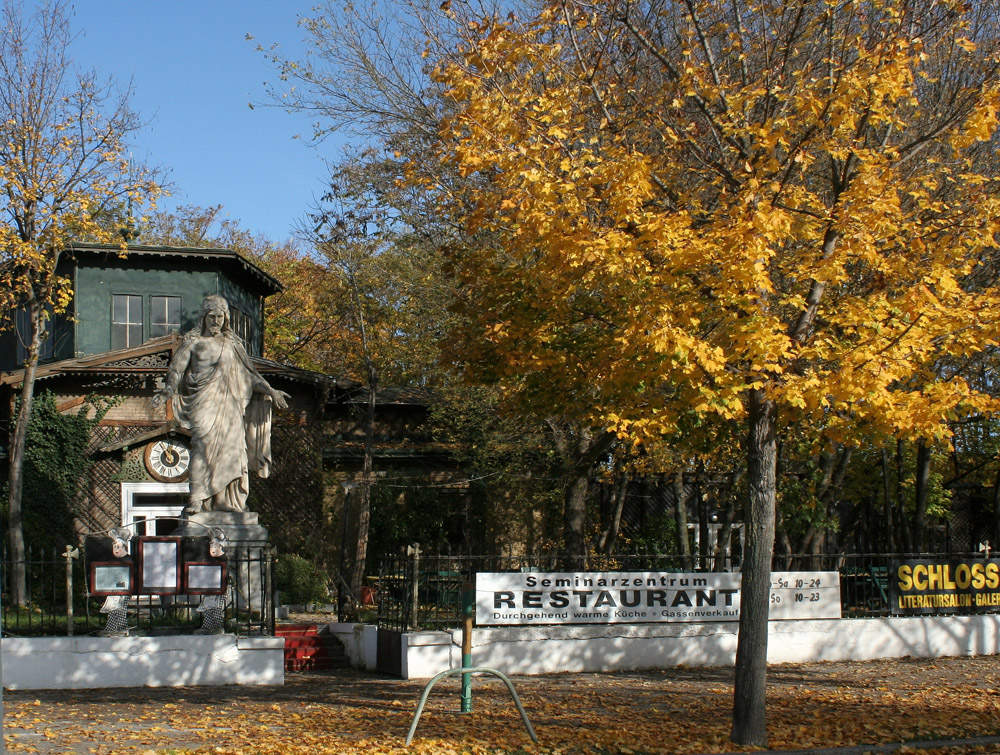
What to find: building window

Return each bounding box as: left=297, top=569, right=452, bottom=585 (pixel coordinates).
left=120, top=483, right=188, bottom=545
left=111, top=294, right=143, bottom=350
left=15, top=308, right=53, bottom=364
left=150, top=295, right=181, bottom=338
left=229, top=306, right=253, bottom=351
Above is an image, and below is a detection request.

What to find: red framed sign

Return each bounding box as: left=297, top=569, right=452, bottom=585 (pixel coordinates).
left=184, top=561, right=227, bottom=595
left=89, top=562, right=134, bottom=596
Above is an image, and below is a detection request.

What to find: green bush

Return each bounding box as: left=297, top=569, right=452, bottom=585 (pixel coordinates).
left=1, top=392, right=115, bottom=550
left=274, top=554, right=330, bottom=605
left=630, top=512, right=680, bottom=553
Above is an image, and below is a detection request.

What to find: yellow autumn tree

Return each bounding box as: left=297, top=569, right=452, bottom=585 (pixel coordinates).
left=295, top=156, right=459, bottom=616
left=427, top=0, right=1000, bottom=745
left=0, top=0, right=161, bottom=604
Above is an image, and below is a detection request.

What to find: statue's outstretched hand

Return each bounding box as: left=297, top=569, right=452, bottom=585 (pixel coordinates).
left=271, top=389, right=291, bottom=411
left=151, top=389, right=170, bottom=410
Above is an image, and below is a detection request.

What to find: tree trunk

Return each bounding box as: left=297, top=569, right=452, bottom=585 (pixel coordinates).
left=817, top=445, right=852, bottom=558
left=992, top=462, right=1000, bottom=553
left=347, top=375, right=377, bottom=616
left=913, top=439, right=930, bottom=554
left=712, top=493, right=736, bottom=572
left=731, top=389, right=778, bottom=747
left=696, top=468, right=709, bottom=570
left=546, top=420, right=615, bottom=569
left=7, top=298, right=44, bottom=607
left=563, top=472, right=589, bottom=568
left=345, top=270, right=378, bottom=619
left=808, top=527, right=824, bottom=571
left=895, top=440, right=912, bottom=553
left=673, top=472, right=693, bottom=569
left=881, top=448, right=894, bottom=552
left=598, top=472, right=628, bottom=554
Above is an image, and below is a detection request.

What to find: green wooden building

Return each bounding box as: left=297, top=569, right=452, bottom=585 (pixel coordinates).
left=0, top=242, right=456, bottom=574
left=0, top=242, right=279, bottom=371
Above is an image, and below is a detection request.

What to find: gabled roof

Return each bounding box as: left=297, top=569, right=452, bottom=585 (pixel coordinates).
left=0, top=335, right=182, bottom=386
left=0, top=335, right=343, bottom=390
left=0, top=339, right=432, bottom=412
left=343, top=385, right=434, bottom=407
left=96, top=422, right=189, bottom=453
left=253, top=354, right=353, bottom=390
left=63, top=242, right=283, bottom=296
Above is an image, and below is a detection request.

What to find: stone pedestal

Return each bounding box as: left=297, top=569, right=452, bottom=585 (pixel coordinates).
left=175, top=511, right=271, bottom=613
left=174, top=511, right=269, bottom=543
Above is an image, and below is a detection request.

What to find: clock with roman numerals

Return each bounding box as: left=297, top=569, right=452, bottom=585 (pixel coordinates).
left=144, top=438, right=190, bottom=482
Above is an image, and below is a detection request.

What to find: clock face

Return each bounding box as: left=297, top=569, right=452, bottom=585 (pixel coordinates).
left=144, top=438, right=190, bottom=482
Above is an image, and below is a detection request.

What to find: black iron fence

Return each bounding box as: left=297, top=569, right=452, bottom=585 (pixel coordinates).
left=376, top=548, right=998, bottom=631
left=13, top=542, right=989, bottom=636
left=1, top=544, right=276, bottom=638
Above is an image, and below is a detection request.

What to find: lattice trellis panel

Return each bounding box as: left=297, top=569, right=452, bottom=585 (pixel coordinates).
left=946, top=494, right=977, bottom=553
left=68, top=422, right=329, bottom=556
left=72, top=424, right=160, bottom=540
left=248, top=423, right=331, bottom=566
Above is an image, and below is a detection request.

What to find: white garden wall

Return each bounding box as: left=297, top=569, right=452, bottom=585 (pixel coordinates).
left=326, top=622, right=378, bottom=670
left=4, top=615, right=998, bottom=689
left=1, top=635, right=284, bottom=690
left=397, top=615, right=1000, bottom=679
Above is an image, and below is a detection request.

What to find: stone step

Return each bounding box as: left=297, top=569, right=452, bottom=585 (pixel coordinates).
left=284, top=638, right=348, bottom=657
left=277, top=624, right=351, bottom=671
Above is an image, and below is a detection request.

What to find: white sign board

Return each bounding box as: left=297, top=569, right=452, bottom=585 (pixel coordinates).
left=476, top=571, right=840, bottom=625
left=139, top=539, right=180, bottom=593
left=766, top=572, right=839, bottom=619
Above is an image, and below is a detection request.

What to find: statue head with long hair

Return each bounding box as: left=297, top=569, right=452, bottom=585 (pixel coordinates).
left=198, top=295, right=232, bottom=338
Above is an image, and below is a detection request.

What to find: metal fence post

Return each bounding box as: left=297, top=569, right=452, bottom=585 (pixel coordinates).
left=408, top=543, right=420, bottom=631
left=461, top=581, right=475, bottom=713
left=62, top=545, right=79, bottom=637
left=266, top=545, right=277, bottom=637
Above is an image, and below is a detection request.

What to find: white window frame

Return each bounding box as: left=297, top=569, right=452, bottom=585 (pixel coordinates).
left=150, top=295, right=182, bottom=338
left=111, top=294, right=144, bottom=349
left=120, top=481, right=189, bottom=542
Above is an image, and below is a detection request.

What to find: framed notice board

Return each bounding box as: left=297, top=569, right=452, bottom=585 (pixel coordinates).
left=90, top=562, right=134, bottom=596
left=137, top=537, right=182, bottom=594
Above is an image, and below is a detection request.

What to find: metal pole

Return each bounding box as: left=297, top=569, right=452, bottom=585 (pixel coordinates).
left=63, top=546, right=79, bottom=637
left=407, top=667, right=537, bottom=746
left=461, top=581, right=474, bottom=713
left=266, top=545, right=276, bottom=636
left=408, top=544, right=420, bottom=631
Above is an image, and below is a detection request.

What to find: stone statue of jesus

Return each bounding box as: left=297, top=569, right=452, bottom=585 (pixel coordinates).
left=153, top=295, right=290, bottom=515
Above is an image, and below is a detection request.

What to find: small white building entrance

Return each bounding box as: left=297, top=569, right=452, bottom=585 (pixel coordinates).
left=120, top=481, right=188, bottom=539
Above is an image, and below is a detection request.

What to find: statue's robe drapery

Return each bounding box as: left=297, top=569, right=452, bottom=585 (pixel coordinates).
left=171, top=335, right=273, bottom=511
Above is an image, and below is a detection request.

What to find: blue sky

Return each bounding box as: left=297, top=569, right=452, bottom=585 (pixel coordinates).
left=61, top=1, right=350, bottom=243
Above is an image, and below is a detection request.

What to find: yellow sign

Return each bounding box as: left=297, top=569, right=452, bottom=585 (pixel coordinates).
left=890, top=559, right=1000, bottom=615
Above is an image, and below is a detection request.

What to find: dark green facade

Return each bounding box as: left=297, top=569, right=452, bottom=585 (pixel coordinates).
left=0, top=243, right=282, bottom=372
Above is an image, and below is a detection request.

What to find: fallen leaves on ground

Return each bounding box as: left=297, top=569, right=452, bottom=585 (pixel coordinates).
left=4, top=656, right=1000, bottom=755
